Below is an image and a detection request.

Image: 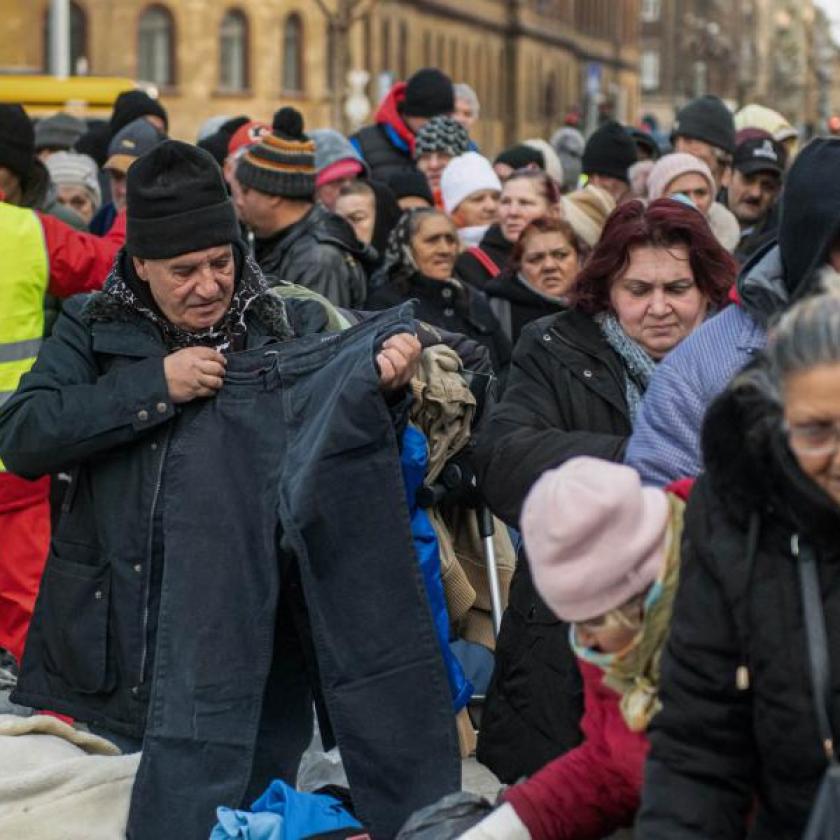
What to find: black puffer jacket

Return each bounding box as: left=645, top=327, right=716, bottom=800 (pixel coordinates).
left=255, top=204, right=374, bottom=309
left=473, top=308, right=632, bottom=782
left=639, top=358, right=840, bottom=839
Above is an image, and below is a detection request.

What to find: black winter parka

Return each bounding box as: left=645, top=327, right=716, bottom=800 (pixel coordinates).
left=639, top=357, right=840, bottom=839
left=0, top=265, right=295, bottom=737
left=473, top=307, right=632, bottom=782
left=475, top=308, right=631, bottom=527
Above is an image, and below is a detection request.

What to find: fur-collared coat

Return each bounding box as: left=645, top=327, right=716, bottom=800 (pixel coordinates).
left=639, top=355, right=840, bottom=839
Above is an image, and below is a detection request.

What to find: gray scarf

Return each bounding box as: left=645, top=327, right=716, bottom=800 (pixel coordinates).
left=596, top=312, right=656, bottom=422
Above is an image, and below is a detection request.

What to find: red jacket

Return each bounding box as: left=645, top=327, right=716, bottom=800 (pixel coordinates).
left=503, top=660, right=649, bottom=840
left=374, top=82, right=416, bottom=156
left=0, top=209, right=126, bottom=513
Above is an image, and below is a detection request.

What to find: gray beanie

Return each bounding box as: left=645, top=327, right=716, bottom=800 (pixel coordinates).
left=35, top=112, right=87, bottom=152
left=311, top=129, right=367, bottom=173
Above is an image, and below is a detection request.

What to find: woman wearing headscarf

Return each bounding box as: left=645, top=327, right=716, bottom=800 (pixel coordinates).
left=473, top=198, right=736, bottom=784
left=365, top=208, right=510, bottom=373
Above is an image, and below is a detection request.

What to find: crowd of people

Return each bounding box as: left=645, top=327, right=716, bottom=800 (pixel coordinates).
left=0, top=63, right=839, bottom=839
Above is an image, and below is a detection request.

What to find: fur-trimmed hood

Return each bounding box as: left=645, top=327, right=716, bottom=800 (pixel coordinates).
left=701, top=354, right=840, bottom=544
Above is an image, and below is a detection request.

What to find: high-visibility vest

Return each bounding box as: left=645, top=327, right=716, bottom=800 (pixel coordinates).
left=0, top=202, right=48, bottom=472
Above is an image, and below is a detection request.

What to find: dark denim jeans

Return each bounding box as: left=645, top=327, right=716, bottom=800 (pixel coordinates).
left=128, top=305, right=459, bottom=840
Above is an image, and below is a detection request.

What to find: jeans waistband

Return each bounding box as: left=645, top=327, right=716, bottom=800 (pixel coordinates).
left=222, top=303, right=416, bottom=388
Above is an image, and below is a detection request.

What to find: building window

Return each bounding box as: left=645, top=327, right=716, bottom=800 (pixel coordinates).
left=43, top=1, right=89, bottom=75
left=138, top=5, right=175, bottom=86
left=641, top=0, right=661, bottom=22
left=640, top=49, right=660, bottom=91
left=219, top=9, right=248, bottom=91
left=282, top=13, right=303, bottom=93
left=423, top=32, right=432, bottom=66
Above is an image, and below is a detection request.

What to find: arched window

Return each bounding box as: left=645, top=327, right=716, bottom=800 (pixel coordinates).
left=43, top=1, right=88, bottom=75
left=219, top=9, right=248, bottom=91
left=282, top=13, right=303, bottom=93
left=138, top=5, right=175, bottom=86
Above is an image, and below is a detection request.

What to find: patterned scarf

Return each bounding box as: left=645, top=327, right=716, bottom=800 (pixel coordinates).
left=595, top=311, right=656, bottom=422
left=104, top=248, right=269, bottom=353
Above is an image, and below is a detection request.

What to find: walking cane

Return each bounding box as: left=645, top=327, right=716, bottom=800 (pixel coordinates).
left=478, top=505, right=503, bottom=638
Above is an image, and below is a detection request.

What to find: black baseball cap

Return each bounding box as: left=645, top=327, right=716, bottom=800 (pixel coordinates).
left=733, top=135, right=784, bottom=177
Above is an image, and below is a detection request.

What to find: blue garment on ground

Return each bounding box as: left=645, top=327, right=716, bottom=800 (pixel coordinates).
left=400, top=425, right=473, bottom=712
left=211, top=781, right=361, bottom=840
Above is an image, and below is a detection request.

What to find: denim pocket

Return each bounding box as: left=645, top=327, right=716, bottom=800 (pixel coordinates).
left=40, top=541, right=113, bottom=694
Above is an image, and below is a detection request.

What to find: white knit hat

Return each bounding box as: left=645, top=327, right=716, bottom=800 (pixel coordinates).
left=46, top=151, right=102, bottom=209
left=440, top=152, right=502, bottom=215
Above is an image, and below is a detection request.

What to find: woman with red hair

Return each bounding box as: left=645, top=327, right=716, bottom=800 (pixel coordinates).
left=473, top=198, right=737, bottom=784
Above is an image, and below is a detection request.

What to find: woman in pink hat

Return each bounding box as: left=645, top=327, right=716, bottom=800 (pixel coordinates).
left=461, top=456, right=687, bottom=840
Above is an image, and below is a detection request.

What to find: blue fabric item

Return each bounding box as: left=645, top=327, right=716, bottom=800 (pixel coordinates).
left=401, top=425, right=473, bottom=711
left=211, top=808, right=283, bottom=840
left=624, top=303, right=767, bottom=486
left=450, top=639, right=495, bottom=696
left=251, top=780, right=361, bottom=838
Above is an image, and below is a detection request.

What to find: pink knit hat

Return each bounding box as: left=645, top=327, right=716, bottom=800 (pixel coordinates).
left=646, top=152, right=715, bottom=203
left=521, top=457, right=670, bottom=623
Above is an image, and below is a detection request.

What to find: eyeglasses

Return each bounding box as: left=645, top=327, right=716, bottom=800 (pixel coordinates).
left=785, top=420, right=840, bottom=457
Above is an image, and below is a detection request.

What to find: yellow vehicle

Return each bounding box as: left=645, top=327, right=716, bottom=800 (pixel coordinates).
left=0, top=75, right=159, bottom=119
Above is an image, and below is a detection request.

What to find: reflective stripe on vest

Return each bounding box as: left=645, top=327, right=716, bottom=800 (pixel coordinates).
left=0, top=202, right=48, bottom=471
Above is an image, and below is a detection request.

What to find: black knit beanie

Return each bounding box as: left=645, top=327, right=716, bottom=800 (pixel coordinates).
left=403, top=68, right=454, bottom=118
left=111, top=90, right=169, bottom=136
left=494, top=144, right=545, bottom=171
left=235, top=107, right=316, bottom=199
left=126, top=140, right=241, bottom=259
left=672, top=95, right=736, bottom=155
left=387, top=169, right=434, bottom=206
left=582, top=120, right=637, bottom=183
left=197, top=116, right=251, bottom=166
left=0, top=104, right=35, bottom=182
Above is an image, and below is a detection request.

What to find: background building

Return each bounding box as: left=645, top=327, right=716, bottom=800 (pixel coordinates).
left=640, top=0, right=837, bottom=133
left=2, top=0, right=640, bottom=154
